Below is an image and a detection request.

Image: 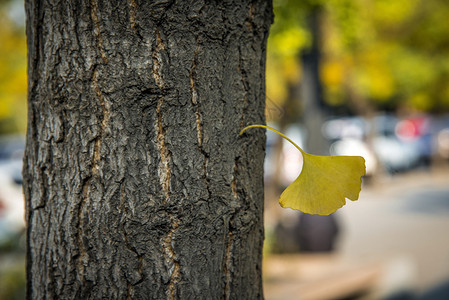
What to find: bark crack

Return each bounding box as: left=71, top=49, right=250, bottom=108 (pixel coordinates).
left=153, top=29, right=171, bottom=201
left=90, top=0, right=108, bottom=64
left=190, top=41, right=202, bottom=146
left=223, top=230, right=234, bottom=300
left=127, top=284, right=133, bottom=300
left=231, top=160, right=238, bottom=199
left=152, top=29, right=166, bottom=91
left=76, top=178, right=90, bottom=284
left=189, top=36, right=211, bottom=198
left=92, top=68, right=109, bottom=175
left=194, top=109, right=202, bottom=147
left=238, top=48, right=249, bottom=129
left=247, top=2, right=255, bottom=32
left=203, top=156, right=212, bottom=199
left=152, top=29, right=181, bottom=298
left=128, top=0, right=137, bottom=31
left=75, top=66, right=110, bottom=284
left=163, top=218, right=181, bottom=300
left=156, top=100, right=170, bottom=200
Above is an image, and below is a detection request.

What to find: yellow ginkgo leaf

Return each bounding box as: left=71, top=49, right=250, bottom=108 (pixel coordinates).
left=240, top=125, right=366, bottom=215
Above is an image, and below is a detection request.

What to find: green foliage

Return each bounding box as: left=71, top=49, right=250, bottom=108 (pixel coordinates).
left=0, top=0, right=27, bottom=134
left=268, top=0, right=449, bottom=116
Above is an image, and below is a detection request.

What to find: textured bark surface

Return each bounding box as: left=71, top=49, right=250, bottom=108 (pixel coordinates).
left=24, top=0, right=272, bottom=299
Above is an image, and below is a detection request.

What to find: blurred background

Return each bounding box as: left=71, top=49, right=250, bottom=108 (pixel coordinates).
left=0, top=0, right=26, bottom=299
left=1, top=0, right=449, bottom=299
left=263, top=0, right=449, bottom=299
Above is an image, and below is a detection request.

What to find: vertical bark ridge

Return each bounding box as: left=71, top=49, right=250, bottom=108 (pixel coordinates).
left=120, top=183, right=144, bottom=299
left=123, top=228, right=144, bottom=299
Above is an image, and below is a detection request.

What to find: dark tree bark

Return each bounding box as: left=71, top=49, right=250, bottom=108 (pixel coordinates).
left=23, top=1, right=272, bottom=299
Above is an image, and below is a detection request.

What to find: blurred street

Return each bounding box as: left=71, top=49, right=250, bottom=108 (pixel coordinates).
left=264, top=166, right=449, bottom=300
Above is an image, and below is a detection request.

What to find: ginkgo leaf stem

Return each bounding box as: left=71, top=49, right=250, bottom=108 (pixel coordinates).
left=240, top=124, right=305, bottom=154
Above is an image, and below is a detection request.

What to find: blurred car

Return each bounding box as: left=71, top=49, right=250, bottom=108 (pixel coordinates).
left=0, top=135, right=25, bottom=243
left=395, top=115, right=433, bottom=167
left=324, top=114, right=426, bottom=174
left=437, top=128, right=449, bottom=159
left=0, top=135, right=24, bottom=184
left=431, top=115, right=449, bottom=160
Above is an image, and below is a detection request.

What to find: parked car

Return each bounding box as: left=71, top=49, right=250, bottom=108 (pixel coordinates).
left=324, top=114, right=434, bottom=174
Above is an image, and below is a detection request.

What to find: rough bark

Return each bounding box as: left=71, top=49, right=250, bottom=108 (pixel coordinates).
left=23, top=0, right=272, bottom=299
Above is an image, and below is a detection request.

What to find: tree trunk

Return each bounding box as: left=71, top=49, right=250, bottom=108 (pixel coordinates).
left=23, top=1, right=272, bottom=299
